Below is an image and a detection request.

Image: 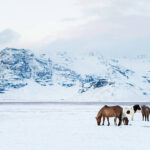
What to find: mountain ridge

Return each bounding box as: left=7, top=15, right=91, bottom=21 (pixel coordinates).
left=0, top=48, right=150, bottom=102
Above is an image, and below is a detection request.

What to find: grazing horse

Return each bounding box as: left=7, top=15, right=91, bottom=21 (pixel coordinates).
left=123, top=104, right=141, bottom=121
left=114, top=116, right=129, bottom=126
left=96, top=105, right=122, bottom=126
left=121, top=112, right=129, bottom=125
left=122, top=117, right=129, bottom=125
left=141, top=105, right=150, bottom=121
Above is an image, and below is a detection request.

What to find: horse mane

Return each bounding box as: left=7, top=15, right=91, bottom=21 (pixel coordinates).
left=96, top=110, right=102, bottom=120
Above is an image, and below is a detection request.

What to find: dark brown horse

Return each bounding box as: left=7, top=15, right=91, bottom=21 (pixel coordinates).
left=96, top=105, right=123, bottom=126
left=122, top=117, right=129, bottom=125
left=141, top=105, right=150, bottom=121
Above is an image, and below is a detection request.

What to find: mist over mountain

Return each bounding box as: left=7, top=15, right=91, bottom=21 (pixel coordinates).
left=0, top=48, right=150, bottom=102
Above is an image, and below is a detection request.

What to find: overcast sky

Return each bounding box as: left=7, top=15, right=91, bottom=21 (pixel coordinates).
left=0, top=0, right=150, bottom=56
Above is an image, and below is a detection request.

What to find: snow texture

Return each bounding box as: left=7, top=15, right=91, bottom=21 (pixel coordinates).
left=1, top=48, right=150, bottom=101
left=0, top=104, right=149, bottom=150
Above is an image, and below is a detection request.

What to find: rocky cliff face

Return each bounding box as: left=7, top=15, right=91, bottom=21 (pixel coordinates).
left=0, top=48, right=150, bottom=101
left=0, top=48, right=108, bottom=94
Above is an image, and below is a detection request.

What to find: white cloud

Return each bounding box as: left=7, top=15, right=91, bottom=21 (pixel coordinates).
left=0, top=29, right=20, bottom=44
left=0, top=0, right=150, bottom=56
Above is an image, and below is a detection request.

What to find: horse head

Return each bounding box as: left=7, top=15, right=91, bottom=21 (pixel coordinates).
left=123, top=117, right=129, bottom=125
left=133, top=104, right=141, bottom=113
left=96, top=116, right=101, bottom=126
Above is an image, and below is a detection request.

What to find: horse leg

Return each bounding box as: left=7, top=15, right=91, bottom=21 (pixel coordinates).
left=114, top=117, right=117, bottom=126
left=107, top=117, right=110, bottom=126
left=99, top=116, right=102, bottom=125
left=146, top=114, right=147, bottom=121
left=118, top=115, right=122, bottom=126
left=147, top=113, right=149, bottom=121
left=102, top=116, right=105, bottom=125
left=142, top=114, right=144, bottom=121
left=131, top=113, right=134, bottom=121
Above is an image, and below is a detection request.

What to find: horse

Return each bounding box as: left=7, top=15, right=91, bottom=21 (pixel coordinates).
left=141, top=105, right=150, bottom=121
left=114, top=116, right=129, bottom=126
left=122, top=117, right=129, bottom=125
left=121, top=111, right=129, bottom=125
left=96, top=105, right=122, bottom=126
left=123, top=104, right=141, bottom=121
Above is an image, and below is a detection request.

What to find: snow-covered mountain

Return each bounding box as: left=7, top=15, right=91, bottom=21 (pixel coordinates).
left=0, top=48, right=150, bottom=102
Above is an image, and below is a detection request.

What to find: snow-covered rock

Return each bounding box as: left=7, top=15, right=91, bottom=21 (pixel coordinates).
left=0, top=48, right=150, bottom=101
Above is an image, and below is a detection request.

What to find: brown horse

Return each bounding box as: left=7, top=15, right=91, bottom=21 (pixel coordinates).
left=141, top=105, right=150, bottom=121
left=122, top=117, right=129, bottom=125
left=96, top=105, right=123, bottom=126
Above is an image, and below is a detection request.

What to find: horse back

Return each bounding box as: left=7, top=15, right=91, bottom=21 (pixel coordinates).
left=102, top=105, right=122, bottom=117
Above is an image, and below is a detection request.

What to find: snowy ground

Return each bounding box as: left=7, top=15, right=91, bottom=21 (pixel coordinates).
left=0, top=104, right=149, bottom=150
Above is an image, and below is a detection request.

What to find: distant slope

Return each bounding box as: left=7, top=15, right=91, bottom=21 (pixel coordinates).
left=0, top=48, right=150, bottom=101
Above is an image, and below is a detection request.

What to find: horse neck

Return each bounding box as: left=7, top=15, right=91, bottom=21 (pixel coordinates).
left=131, top=106, right=136, bottom=112
left=97, top=111, right=102, bottom=119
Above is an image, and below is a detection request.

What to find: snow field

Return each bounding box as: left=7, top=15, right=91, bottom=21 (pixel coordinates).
left=0, top=104, right=149, bottom=150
